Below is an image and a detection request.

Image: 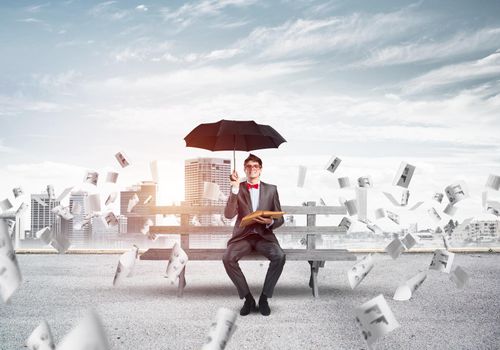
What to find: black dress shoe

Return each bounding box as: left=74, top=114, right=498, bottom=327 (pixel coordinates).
left=240, top=298, right=257, bottom=316
left=258, top=299, right=271, bottom=316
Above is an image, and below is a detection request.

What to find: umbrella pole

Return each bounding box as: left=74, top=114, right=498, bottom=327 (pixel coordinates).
left=233, top=135, right=236, bottom=173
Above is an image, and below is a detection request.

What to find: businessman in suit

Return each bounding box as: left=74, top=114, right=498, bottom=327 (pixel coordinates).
left=223, top=153, right=285, bottom=316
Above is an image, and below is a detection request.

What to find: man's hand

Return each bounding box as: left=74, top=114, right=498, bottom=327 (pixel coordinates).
left=230, top=170, right=239, bottom=188
left=253, top=216, right=272, bottom=225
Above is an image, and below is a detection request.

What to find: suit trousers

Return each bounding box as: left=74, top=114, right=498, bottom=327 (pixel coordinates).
left=222, top=234, right=286, bottom=299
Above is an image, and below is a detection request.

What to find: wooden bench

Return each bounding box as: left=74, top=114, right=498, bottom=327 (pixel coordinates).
left=139, top=201, right=357, bottom=298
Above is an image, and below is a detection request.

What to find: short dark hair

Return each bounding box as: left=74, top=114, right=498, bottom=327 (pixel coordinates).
left=244, top=153, right=262, bottom=167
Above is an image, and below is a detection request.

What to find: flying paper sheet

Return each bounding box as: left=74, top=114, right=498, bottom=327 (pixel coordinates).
left=51, top=205, right=73, bottom=221
left=393, top=271, right=427, bottom=301
left=0, top=198, right=13, bottom=212
left=36, top=227, right=53, bottom=244
left=105, top=192, right=117, bottom=206
left=50, top=234, right=71, bottom=254
left=485, top=174, right=500, bottom=191
left=386, top=210, right=400, bottom=225
left=367, top=223, right=383, bottom=235
left=105, top=172, right=119, bottom=184
left=385, top=237, right=405, bottom=260
left=325, top=156, right=342, bottom=174
left=427, top=207, right=441, bottom=223
left=392, top=161, right=415, bottom=188
left=83, top=171, right=99, bottom=186
left=113, top=245, right=139, bottom=286
left=354, top=294, right=400, bottom=349
left=46, top=185, right=55, bottom=199
left=444, top=181, right=469, bottom=205
left=449, top=265, right=469, bottom=289
left=348, top=254, right=374, bottom=289
left=143, top=195, right=153, bottom=205
left=297, top=165, right=307, bottom=188
left=429, top=249, right=455, bottom=273
left=201, top=308, right=238, bottom=350
left=339, top=197, right=358, bottom=216
left=165, top=242, right=189, bottom=284
left=34, top=197, right=48, bottom=207
left=71, top=202, right=82, bottom=215
left=203, top=182, right=221, bottom=201
left=338, top=177, right=350, bottom=188
left=400, top=189, right=410, bottom=206
left=409, top=201, right=424, bottom=211
left=339, top=217, right=352, bottom=231
left=374, top=208, right=385, bottom=220
left=127, top=194, right=139, bottom=213
left=401, top=233, right=417, bottom=250
left=12, top=187, right=24, bottom=198
left=150, top=160, right=159, bottom=183
left=26, top=320, right=55, bottom=350
left=432, top=193, right=444, bottom=203
left=0, top=255, right=22, bottom=303
left=357, top=176, right=372, bottom=188
left=140, top=218, right=154, bottom=236
left=115, top=151, right=130, bottom=168
left=443, top=203, right=458, bottom=216
left=356, top=187, right=368, bottom=221
left=382, top=192, right=399, bottom=207
left=57, top=310, right=110, bottom=350
left=103, top=212, right=118, bottom=227
left=56, top=187, right=73, bottom=202
left=87, top=194, right=101, bottom=213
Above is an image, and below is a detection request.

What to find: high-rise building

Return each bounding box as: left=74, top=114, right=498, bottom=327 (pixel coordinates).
left=30, top=193, right=60, bottom=240
left=184, top=157, right=231, bottom=225
left=120, top=181, right=157, bottom=234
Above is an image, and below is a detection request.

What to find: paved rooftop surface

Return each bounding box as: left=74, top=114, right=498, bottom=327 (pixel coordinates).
left=1, top=253, right=499, bottom=349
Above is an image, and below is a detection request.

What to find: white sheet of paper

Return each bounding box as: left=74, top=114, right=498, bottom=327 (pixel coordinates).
left=12, top=187, right=24, bottom=198
left=46, top=185, right=55, bottom=199
left=35, top=227, right=53, bottom=245
left=143, top=195, right=153, bottom=205
left=201, top=307, right=238, bottom=350
left=443, top=203, right=458, bottom=216
left=485, top=174, right=500, bottom=191
left=400, top=189, right=410, bottom=206
left=113, top=246, right=139, bottom=286
left=150, top=160, right=159, bottom=183
left=401, top=233, right=417, bottom=250
left=87, top=194, right=101, bottom=213
left=393, top=271, right=427, bottom=301
left=429, top=249, right=455, bottom=273
left=0, top=254, right=22, bottom=303
left=367, top=223, right=383, bottom=235
left=34, top=197, right=48, bottom=207
left=374, top=208, right=385, bottom=220
left=57, top=310, right=109, bottom=350
left=203, top=182, right=221, bottom=201
left=339, top=217, right=352, bottom=231
left=325, top=156, right=342, bottom=174
left=444, top=181, right=469, bottom=205
left=338, top=177, right=350, bottom=188
left=392, top=161, right=415, bottom=188
left=127, top=194, right=139, bottom=213
left=356, top=187, right=368, bottom=221
left=83, top=171, right=99, bottom=186
left=432, top=192, right=444, bottom=203
left=105, top=172, right=119, bottom=184
left=344, top=199, right=358, bottom=216
left=103, top=212, right=118, bottom=227
left=386, top=210, right=400, bottom=224
left=382, top=192, right=399, bottom=207
left=449, top=265, right=469, bottom=288
left=355, top=294, right=400, bottom=348
left=26, top=320, right=55, bottom=350
left=297, top=165, right=307, bottom=188
left=409, top=201, right=424, bottom=211
left=165, top=242, right=188, bottom=284
left=56, top=187, right=73, bottom=202
left=357, top=176, right=372, bottom=188
left=71, top=202, right=82, bottom=215
left=50, top=234, right=71, bottom=254
left=0, top=198, right=13, bottom=212
left=105, top=192, right=117, bottom=206
left=385, top=237, right=405, bottom=260
left=348, top=254, right=374, bottom=289
left=51, top=205, right=74, bottom=220
left=115, top=151, right=130, bottom=168
left=427, top=207, right=441, bottom=223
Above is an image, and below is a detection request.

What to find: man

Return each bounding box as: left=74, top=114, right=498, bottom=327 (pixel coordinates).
left=223, top=153, right=286, bottom=316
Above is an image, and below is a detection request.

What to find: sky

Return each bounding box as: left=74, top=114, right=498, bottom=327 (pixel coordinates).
left=1, top=0, right=500, bottom=230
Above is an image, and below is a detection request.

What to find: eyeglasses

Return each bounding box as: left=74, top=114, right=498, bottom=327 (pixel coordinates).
left=245, top=164, right=261, bottom=170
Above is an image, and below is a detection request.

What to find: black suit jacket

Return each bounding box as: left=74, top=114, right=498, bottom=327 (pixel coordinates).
left=224, top=181, right=284, bottom=245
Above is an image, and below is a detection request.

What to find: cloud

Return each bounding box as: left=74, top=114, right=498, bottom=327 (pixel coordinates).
left=161, top=0, right=258, bottom=28
left=0, top=140, right=16, bottom=154
left=88, top=1, right=129, bottom=20
left=17, top=17, right=52, bottom=31
left=403, top=51, right=500, bottom=94
left=135, top=4, right=148, bottom=12
left=33, top=70, right=82, bottom=92
left=356, top=27, right=500, bottom=67
left=25, top=3, right=51, bottom=13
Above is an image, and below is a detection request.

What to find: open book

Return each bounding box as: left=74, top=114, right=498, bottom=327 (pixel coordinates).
left=240, top=210, right=285, bottom=228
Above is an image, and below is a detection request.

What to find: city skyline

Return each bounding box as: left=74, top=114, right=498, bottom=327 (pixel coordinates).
left=1, top=0, right=500, bottom=230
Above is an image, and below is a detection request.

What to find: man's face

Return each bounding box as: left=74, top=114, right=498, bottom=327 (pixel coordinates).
left=244, top=160, right=262, bottom=180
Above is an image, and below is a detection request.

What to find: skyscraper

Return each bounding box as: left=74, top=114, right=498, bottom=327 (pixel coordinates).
left=30, top=193, right=60, bottom=240
left=67, top=191, right=92, bottom=247
left=120, top=181, right=157, bottom=234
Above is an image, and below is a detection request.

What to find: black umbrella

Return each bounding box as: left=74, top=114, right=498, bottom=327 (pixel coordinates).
left=184, top=119, right=286, bottom=171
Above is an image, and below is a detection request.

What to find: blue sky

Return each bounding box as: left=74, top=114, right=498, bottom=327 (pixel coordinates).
left=1, top=0, right=500, bottom=229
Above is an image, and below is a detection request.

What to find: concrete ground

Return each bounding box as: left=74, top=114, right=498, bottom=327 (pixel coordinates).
left=1, top=253, right=499, bottom=349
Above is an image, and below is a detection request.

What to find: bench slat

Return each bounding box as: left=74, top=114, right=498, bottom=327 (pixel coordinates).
left=140, top=248, right=356, bottom=261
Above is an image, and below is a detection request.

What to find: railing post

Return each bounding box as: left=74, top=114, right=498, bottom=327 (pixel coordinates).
left=306, top=201, right=316, bottom=250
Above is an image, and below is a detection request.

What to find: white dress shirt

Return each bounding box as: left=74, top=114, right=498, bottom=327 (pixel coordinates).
left=232, top=181, right=273, bottom=228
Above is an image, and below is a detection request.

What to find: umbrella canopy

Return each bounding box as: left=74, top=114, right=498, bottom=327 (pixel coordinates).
left=184, top=119, right=286, bottom=170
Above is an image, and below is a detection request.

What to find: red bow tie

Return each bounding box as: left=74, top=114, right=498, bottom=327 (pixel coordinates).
left=247, top=183, right=259, bottom=190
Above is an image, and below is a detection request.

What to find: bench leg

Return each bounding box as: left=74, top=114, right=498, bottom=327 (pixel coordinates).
left=177, top=266, right=187, bottom=297
left=308, top=261, right=321, bottom=298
